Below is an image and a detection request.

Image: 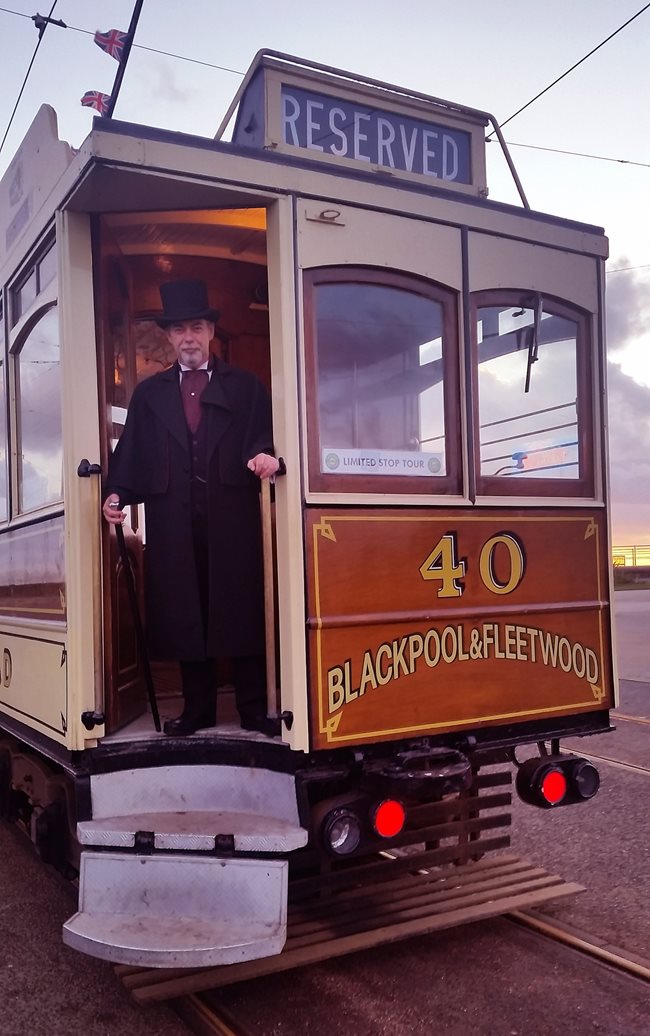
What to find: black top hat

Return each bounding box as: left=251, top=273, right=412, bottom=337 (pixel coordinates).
left=156, top=279, right=219, bottom=327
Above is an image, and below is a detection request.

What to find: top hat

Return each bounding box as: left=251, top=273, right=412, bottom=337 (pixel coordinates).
left=156, top=279, right=219, bottom=327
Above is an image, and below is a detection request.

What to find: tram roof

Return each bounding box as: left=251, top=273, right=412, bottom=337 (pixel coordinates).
left=0, top=91, right=608, bottom=281
left=69, top=115, right=607, bottom=238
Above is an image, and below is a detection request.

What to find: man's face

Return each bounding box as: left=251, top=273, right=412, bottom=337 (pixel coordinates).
left=165, top=319, right=214, bottom=369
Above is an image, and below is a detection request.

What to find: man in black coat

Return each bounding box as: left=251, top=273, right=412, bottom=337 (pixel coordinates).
left=103, top=279, right=280, bottom=736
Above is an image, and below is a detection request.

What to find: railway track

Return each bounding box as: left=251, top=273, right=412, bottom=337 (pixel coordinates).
left=172, top=909, right=650, bottom=1036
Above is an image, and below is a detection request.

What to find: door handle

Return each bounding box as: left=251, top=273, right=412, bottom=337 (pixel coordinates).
left=77, top=458, right=102, bottom=477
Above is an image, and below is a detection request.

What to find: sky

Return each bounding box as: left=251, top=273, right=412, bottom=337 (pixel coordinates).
left=0, top=0, right=649, bottom=542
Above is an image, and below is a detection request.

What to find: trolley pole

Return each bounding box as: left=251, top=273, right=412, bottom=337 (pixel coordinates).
left=106, top=0, right=146, bottom=120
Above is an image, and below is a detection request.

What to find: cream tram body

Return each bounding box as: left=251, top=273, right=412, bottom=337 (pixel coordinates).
left=0, top=53, right=613, bottom=967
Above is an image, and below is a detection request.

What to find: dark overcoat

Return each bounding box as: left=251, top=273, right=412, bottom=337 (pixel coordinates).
left=106, top=357, right=274, bottom=661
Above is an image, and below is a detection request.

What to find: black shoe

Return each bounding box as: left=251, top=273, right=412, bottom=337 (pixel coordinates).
left=163, top=709, right=216, bottom=736
left=240, top=713, right=282, bottom=738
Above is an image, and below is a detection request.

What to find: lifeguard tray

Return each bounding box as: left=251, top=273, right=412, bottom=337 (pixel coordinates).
left=218, top=51, right=491, bottom=198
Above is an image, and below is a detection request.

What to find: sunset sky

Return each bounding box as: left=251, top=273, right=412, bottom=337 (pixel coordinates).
left=1, top=0, right=649, bottom=542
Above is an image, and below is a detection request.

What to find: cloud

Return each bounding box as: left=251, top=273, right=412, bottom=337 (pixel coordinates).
left=607, top=360, right=650, bottom=542
left=606, top=262, right=650, bottom=356
left=132, top=57, right=199, bottom=108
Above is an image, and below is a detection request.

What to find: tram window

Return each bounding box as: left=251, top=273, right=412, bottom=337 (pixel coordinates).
left=305, top=270, right=460, bottom=495
left=10, top=239, right=56, bottom=327
left=37, top=242, right=57, bottom=293
left=15, top=305, right=63, bottom=513
left=12, top=269, right=37, bottom=325
left=0, top=302, right=6, bottom=521
left=475, top=296, right=592, bottom=495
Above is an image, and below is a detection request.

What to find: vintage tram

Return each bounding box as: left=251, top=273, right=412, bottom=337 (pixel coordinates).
left=0, top=51, right=614, bottom=969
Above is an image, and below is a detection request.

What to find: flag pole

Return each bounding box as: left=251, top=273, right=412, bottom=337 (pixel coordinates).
left=105, top=0, right=146, bottom=119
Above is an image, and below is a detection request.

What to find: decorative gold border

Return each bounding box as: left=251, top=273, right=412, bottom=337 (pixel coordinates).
left=311, top=513, right=610, bottom=745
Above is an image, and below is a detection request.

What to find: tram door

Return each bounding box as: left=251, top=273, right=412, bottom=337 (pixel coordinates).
left=96, top=207, right=271, bottom=733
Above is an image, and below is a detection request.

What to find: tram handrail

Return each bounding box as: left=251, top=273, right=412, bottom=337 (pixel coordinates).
left=214, top=49, right=530, bottom=208
left=261, top=477, right=279, bottom=721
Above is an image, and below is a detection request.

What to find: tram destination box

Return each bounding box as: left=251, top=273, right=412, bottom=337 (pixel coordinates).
left=228, top=55, right=488, bottom=196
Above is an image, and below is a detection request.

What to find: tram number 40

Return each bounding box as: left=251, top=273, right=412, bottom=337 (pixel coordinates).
left=419, top=532, right=525, bottom=598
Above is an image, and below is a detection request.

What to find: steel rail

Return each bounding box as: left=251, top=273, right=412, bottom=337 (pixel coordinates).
left=175, top=908, right=650, bottom=1035
left=508, top=909, right=650, bottom=984
left=561, top=748, right=649, bottom=778
left=614, top=713, right=650, bottom=727
left=174, top=993, right=254, bottom=1036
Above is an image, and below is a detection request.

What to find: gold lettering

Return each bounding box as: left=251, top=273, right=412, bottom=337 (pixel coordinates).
left=516, top=625, right=528, bottom=661
left=572, top=642, right=586, bottom=679
left=408, top=634, right=424, bottom=673
left=441, top=626, right=458, bottom=663
left=493, top=624, right=505, bottom=659
left=392, top=637, right=409, bottom=678
left=456, top=625, right=469, bottom=661
left=343, top=659, right=358, bottom=703
left=526, top=627, right=538, bottom=663
left=375, top=643, right=393, bottom=685
left=424, top=629, right=440, bottom=666
left=328, top=666, right=345, bottom=713
left=359, top=651, right=378, bottom=695
left=585, top=648, right=599, bottom=684
left=504, top=624, right=517, bottom=659
left=558, top=637, right=572, bottom=673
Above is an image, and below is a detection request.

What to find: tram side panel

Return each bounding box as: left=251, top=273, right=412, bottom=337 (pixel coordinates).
left=306, top=507, right=614, bottom=750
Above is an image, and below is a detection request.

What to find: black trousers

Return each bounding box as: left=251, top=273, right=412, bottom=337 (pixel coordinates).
left=179, top=655, right=267, bottom=719
left=179, top=506, right=267, bottom=719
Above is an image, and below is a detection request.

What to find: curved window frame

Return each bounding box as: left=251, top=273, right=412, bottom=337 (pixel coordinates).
left=471, top=290, right=594, bottom=499
left=304, top=267, right=461, bottom=496
left=12, top=296, right=63, bottom=516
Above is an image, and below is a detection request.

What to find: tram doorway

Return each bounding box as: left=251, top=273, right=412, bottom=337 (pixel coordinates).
left=95, top=208, right=272, bottom=733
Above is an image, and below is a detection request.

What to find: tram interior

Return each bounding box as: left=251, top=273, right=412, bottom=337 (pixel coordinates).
left=97, top=207, right=274, bottom=737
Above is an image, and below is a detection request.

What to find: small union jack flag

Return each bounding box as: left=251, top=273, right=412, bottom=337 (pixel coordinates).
left=93, top=28, right=129, bottom=62
left=80, top=91, right=112, bottom=116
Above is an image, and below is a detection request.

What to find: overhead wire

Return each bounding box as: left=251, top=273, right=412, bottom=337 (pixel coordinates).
left=502, top=140, right=650, bottom=170
left=0, top=0, right=60, bottom=156
left=487, top=1, right=650, bottom=138
left=0, top=6, right=649, bottom=170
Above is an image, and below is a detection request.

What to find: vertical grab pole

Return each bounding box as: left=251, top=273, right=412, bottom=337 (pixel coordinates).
left=115, top=521, right=162, bottom=732
left=261, top=477, right=279, bottom=720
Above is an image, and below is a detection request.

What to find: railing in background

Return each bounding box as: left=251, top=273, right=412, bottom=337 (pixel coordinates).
left=612, top=545, right=650, bottom=590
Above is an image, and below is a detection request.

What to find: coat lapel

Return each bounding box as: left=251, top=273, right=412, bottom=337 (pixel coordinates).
left=147, top=365, right=189, bottom=451
left=203, top=356, right=234, bottom=461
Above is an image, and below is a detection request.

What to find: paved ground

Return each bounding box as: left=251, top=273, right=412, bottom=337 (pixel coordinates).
left=0, top=591, right=647, bottom=1035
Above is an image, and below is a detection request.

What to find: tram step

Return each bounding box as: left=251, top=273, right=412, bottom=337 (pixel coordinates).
left=63, top=851, right=288, bottom=967
left=79, top=763, right=307, bottom=853
left=77, top=809, right=306, bottom=852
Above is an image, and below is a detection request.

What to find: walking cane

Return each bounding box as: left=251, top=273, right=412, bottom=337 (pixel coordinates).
left=115, top=520, right=162, bottom=732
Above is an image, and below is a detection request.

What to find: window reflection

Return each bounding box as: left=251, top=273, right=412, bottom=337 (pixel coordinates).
left=16, top=305, right=63, bottom=511
left=314, top=282, right=447, bottom=480
left=477, top=303, right=580, bottom=479
left=0, top=302, right=6, bottom=521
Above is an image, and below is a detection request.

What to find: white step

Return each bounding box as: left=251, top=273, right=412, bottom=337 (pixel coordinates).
left=77, top=809, right=306, bottom=852
left=63, top=851, right=288, bottom=967
left=79, top=764, right=308, bottom=852
left=87, top=764, right=302, bottom=825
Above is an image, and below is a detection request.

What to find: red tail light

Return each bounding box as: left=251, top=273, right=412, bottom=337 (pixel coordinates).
left=516, top=754, right=600, bottom=809
left=540, top=768, right=567, bottom=805
left=372, top=799, right=406, bottom=838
